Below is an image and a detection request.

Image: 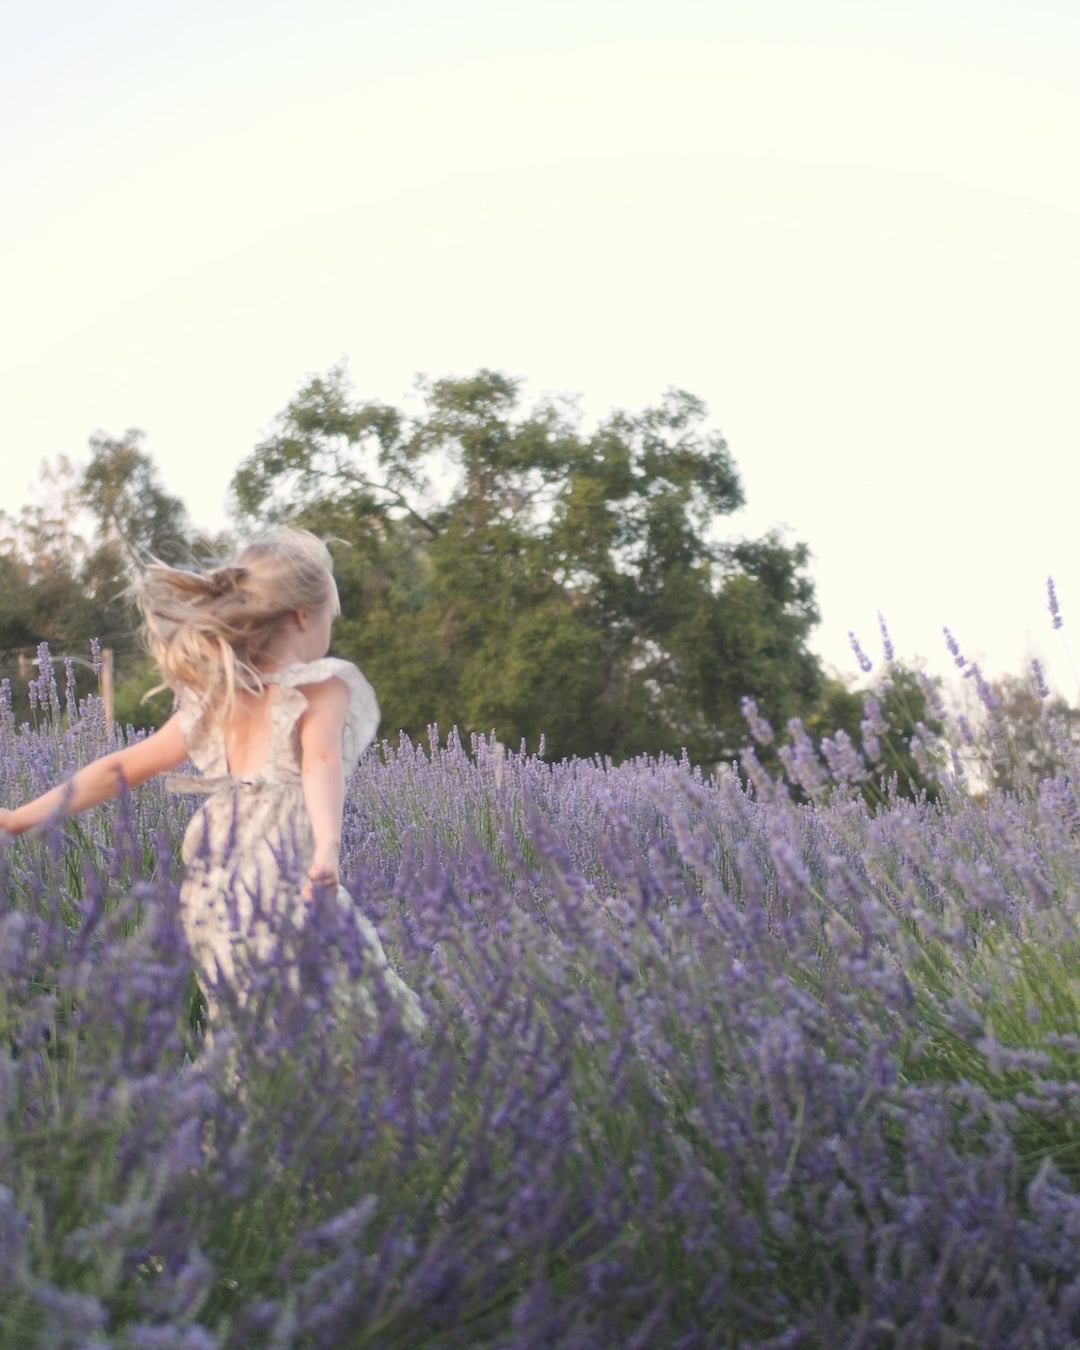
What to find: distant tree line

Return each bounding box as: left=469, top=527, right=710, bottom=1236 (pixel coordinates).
left=0, top=431, right=228, bottom=728
left=2, top=367, right=1074, bottom=799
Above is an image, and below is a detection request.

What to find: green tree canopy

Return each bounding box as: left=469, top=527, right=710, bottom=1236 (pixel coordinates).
left=233, top=366, right=825, bottom=765
left=0, top=432, right=224, bottom=727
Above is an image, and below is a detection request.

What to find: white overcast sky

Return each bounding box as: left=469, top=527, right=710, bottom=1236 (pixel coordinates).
left=3, top=0, right=1079, bottom=697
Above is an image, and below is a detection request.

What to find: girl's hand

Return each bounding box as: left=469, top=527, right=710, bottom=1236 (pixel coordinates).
left=303, top=851, right=340, bottom=899
left=0, top=808, right=19, bottom=836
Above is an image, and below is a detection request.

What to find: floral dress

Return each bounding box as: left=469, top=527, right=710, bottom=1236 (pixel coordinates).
left=165, top=657, right=424, bottom=1034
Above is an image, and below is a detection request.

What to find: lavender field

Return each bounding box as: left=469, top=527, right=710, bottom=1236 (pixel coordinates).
left=4, top=651, right=1080, bottom=1349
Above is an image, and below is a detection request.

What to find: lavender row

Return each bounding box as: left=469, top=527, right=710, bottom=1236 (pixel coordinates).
left=3, top=653, right=1080, bottom=1346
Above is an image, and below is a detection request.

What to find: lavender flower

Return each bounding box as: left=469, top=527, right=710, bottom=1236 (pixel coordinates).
left=820, top=728, right=868, bottom=784
left=1048, top=576, right=1063, bottom=630
left=1031, top=659, right=1051, bottom=700
left=877, top=611, right=895, bottom=663
left=0, top=1186, right=29, bottom=1290
left=848, top=630, right=873, bottom=674
left=943, top=626, right=967, bottom=669
left=740, top=695, right=774, bottom=746
left=859, top=694, right=886, bottom=764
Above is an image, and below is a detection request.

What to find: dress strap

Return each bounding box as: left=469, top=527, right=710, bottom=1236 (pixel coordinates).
left=164, top=772, right=263, bottom=795
left=262, top=658, right=379, bottom=778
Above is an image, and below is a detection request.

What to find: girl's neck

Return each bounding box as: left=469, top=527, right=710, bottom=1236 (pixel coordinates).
left=252, top=601, right=333, bottom=673
left=256, top=625, right=312, bottom=673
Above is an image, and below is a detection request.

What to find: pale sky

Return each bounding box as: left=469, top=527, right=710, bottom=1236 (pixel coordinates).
left=3, top=0, right=1079, bottom=698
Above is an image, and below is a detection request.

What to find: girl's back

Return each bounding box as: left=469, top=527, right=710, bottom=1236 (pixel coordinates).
left=169, top=656, right=383, bottom=1013
left=221, top=687, right=275, bottom=778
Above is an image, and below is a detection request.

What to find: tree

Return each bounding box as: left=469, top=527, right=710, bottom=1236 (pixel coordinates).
left=955, top=668, right=1080, bottom=795
left=0, top=434, right=221, bottom=728
left=232, top=365, right=827, bottom=765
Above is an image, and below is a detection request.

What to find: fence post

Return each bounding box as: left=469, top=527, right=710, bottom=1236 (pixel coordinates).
left=101, top=647, right=114, bottom=738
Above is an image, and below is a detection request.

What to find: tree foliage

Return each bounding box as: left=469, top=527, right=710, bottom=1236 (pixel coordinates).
left=233, top=366, right=825, bottom=765
left=0, top=375, right=987, bottom=785
left=0, top=432, right=223, bottom=726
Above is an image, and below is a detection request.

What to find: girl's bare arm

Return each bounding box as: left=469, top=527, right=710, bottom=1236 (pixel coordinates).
left=0, top=713, right=189, bottom=836
left=298, top=677, right=350, bottom=892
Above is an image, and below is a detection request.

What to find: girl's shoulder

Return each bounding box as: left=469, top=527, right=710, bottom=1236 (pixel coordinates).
left=267, top=659, right=380, bottom=772
left=267, top=656, right=364, bottom=689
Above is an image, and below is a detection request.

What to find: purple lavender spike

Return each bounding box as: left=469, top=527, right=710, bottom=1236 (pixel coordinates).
left=848, top=631, right=873, bottom=674
left=877, top=611, right=895, bottom=663
left=1031, top=659, right=1051, bottom=700
left=943, top=626, right=967, bottom=669
left=1048, top=576, right=1064, bottom=630
left=740, top=696, right=774, bottom=746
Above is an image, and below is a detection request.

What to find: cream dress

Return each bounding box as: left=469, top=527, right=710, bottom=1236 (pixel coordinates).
left=165, top=657, right=424, bottom=1034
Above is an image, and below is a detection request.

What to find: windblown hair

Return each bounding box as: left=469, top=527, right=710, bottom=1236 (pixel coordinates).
left=135, top=528, right=339, bottom=717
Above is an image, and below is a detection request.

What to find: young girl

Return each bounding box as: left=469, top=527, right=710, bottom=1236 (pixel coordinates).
left=0, top=528, right=424, bottom=1034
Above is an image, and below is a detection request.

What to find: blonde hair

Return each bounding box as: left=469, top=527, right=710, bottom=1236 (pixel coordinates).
left=136, top=527, right=339, bottom=717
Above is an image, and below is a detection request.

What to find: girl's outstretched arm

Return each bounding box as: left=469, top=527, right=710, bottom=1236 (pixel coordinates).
left=298, top=676, right=349, bottom=894
left=0, top=713, right=189, bottom=836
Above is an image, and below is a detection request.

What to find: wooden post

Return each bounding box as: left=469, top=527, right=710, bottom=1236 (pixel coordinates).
left=100, top=647, right=114, bottom=738
left=17, top=650, right=29, bottom=682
